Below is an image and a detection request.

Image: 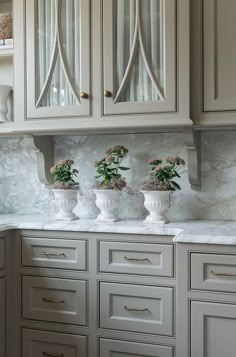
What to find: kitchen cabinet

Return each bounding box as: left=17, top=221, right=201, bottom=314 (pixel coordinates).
left=191, top=301, right=236, bottom=357
left=13, top=0, right=191, bottom=133
left=25, top=0, right=91, bottom=120
left=177, top=243, right=236, bottom=357
left=102, top=0, right=176, bottom=115
left=192, top=0, right=236, bottom=127
left=9, top=230, right=176, bottom=357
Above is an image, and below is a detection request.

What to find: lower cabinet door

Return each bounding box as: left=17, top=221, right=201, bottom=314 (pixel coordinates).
left=191, top=301, right=236, bottom=357
left=0, top=278, right=5, bottom=357
left=22, top=329, right=87, bottom=357
left=100, top=338, right=174, bottom=357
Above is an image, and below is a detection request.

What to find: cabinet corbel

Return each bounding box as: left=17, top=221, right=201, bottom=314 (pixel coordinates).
left=183, top=130, right=201, bottom=190
left=27, top=135, right=54, bottom=185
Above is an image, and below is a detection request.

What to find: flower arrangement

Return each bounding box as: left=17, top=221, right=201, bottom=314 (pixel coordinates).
left=94, top=145, right=130, bottom=190
left=50, top=159, right=79, bottom=190
left=141, top=156, right=185, bottom=191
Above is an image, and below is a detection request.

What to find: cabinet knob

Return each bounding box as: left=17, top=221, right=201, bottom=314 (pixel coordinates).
left=80, top=92, right=89, bottom=99
left=104, top=90, right=112, bottom=98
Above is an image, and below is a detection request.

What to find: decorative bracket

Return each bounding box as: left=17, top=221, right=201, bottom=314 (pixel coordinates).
left=183, top=130, right=201, bottom=190
left=26, top=135, right=54, bottom=186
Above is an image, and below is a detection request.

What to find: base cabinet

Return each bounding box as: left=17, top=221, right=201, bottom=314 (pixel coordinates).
left=191, top=301, right=236, bottom=357
left=0, top=278, right=5, bottom=357
left=22, top=329, right=87, bottom=357
left=100, top=338, right=174, bottom=357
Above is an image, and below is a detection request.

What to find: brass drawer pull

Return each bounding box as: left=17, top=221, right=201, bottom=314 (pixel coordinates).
left=124, top=257, right=150, bottom=262
left=124, top=306, right=149, bottom=312
left=43, top=298, right=65, bottom=304
left=43, top=252, right=66, bottom=257
left=210, top=270, right=236, bottom=277
left=42, top=352, right=64, bottom=357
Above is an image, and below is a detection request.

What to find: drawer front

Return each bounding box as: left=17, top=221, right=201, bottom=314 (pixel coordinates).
left=191, top=253, right=236, bottom=292
left=100, top=338, right=174, bottom=357
left=100, top=241, right=174, bottom=277
left=22, top=276, right=87, bottom=325
left=0, top=238, right=5, bottom=270
left=100, top=282, right=174, bottom=336
left=22, top=236, right=87, bottom=270
left=22, top=329, right=87, bottom=357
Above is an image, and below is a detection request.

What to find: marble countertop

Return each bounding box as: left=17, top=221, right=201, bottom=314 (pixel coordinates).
left=0, top=214, right=236, bottom=245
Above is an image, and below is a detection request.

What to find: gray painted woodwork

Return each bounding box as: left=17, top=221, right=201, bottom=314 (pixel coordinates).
left=102, top=0, right=176, bottom=115
left=100, top=282, right=174, bottom=336
left=203, top=0, right=236, bottom=112
left=0, top=278, right=5, bottom=357
left=100, top=338, right=174, bottom=357
left=22, top=236, right=87, bottom=271
left=0, top=238, right=5, bottom=270
left=99, top=241, right=174, bottom=277
left=191, top=301, right=236, bottom=357
left=192, top=0, right=236, bottom=127
left=12, top=0, right=192, bottom=134
left=25, top=0, right=91, bottom=120
left=22, top=329, right=87, bottom=357
left=191, top=252, right=236, bottom=293
left=22, top=276, right=87, bottom=325
left=176, top=242, right=236, bottom=357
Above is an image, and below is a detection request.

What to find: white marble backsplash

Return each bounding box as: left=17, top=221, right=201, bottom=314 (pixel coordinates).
left=0, top=131, right=236, bottom=220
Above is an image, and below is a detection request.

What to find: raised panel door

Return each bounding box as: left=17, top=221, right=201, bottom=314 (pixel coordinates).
left=191, top=301, right=236, bottom=357
left=203, top=0, right=236, bottom=112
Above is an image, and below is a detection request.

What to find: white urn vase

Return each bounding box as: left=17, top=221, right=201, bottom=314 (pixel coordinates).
left=52, top=189, right=78, bottom=221
left=0, top=85, right=12, bottom=122
left=141, top=190, right=171, bottom=224
left=94, top=189, right=121, bottom=222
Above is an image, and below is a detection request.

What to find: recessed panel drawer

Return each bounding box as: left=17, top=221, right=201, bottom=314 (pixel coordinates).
left=0, top=238, right=5, bottom=270
left=100, top=338, right=174, bottom=357
left=22, top=236, right=87, bottom=270
left=22, top=276, right=87, bottom=325
left=100, top=241, right=174, bottom=277
left=191, top=253, right=236, bottom=292
left=100, top=282, right=174, bottom=336
left=22, top=329, right=87, bottom=357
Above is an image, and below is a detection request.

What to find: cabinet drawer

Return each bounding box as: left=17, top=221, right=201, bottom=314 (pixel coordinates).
left=22, top=276, right=87, bottom=325
left=0, top=238, right=5, bottom=270
left=22, top=329, right=87, bottom=357
left=100, top=338, right=174, bottom=357
left=191, top=253, right=236, bottom=293
left=100, top=282, right=174, bottom=336
left=100, top=241, right=174, bottom=277
left=22, top=236, right=87, bottom=270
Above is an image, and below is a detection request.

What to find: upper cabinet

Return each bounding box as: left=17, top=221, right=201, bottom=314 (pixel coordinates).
left=102, top=0, right=176, bottom=115
left=12, top=0, right=191, bottom=134
left=26, top=0, right=91, bottom=119
left=192, top=0, right=236, bottom=127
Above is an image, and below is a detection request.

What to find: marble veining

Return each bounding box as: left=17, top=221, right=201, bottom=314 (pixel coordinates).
left=0, top=131, right=236, bottom=221
left=0, top=215, right=236, bottom=245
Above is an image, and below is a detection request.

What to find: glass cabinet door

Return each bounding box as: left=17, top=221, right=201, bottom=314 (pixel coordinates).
left=26, top=0, right=90, bottom=119
left=103, top=0, right=176, bottom=115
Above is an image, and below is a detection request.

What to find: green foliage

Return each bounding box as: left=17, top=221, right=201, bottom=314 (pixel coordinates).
left=50, top=159, right=79, bottom=189
left=94, top=145, right=130, bottom=190
left=142, top=156, right=185, bottom=191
